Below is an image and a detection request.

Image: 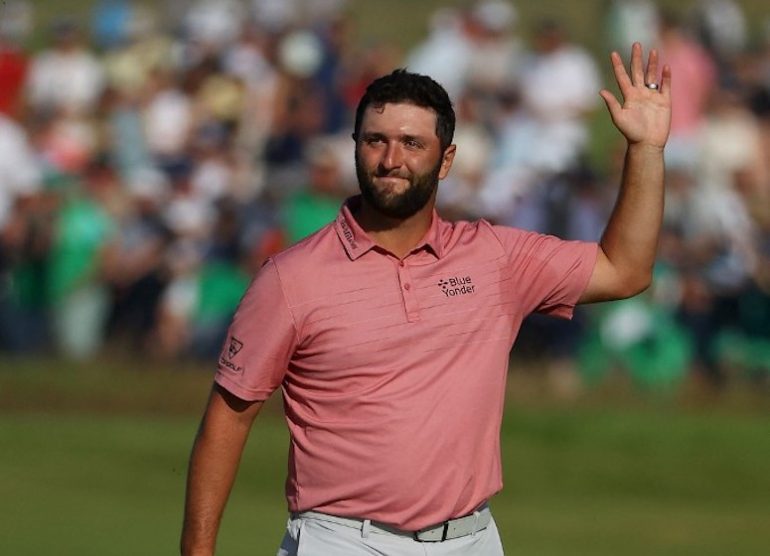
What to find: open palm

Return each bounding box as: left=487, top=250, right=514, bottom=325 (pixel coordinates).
left=600, top=42, right=672, bottom=149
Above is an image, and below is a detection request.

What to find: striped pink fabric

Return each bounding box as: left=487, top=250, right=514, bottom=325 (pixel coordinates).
left=215, top=196, right=597, bottom=530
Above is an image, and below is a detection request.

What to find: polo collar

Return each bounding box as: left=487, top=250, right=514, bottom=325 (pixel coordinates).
left=334, top=196, right=445, bottom=261
left=335, top=197, right=376, bottom=260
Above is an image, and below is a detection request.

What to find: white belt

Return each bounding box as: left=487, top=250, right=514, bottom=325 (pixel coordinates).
left=294, top=504, right=492, bottom=542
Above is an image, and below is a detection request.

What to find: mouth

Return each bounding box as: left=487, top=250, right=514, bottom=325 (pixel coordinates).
left=374, top=175, right=410, bottom=187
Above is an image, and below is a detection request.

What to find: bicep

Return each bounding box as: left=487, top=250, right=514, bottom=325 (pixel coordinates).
left=199, top=383, right=264, bottom=442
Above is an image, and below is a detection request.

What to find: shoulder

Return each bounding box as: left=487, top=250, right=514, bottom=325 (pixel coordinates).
left=485, top=222, right=597, bottom=264
left=459, top=218, right=530, bottom=246
left=438, top=217, right=517, bottom=258
left=270, top=221, right=341, bottom=276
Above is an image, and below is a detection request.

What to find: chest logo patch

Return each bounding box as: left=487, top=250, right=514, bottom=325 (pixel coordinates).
left=438, top=276, right=476, bottom=297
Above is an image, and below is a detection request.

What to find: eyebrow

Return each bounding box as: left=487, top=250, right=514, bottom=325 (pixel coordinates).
left=360, top=131, right=428, bottom=144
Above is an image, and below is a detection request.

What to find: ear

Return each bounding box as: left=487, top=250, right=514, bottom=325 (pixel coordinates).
left=438, top=145, right=457, bottom=180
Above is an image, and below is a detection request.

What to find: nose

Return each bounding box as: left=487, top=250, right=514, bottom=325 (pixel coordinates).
left=380, top=141, right=404, bottom=172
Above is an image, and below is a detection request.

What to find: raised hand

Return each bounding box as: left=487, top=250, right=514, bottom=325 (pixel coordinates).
left=600, top=42, right=672, bottom=149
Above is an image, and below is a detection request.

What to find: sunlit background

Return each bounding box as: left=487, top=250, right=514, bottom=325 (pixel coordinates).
left=1, top=1, right=769, bottom=554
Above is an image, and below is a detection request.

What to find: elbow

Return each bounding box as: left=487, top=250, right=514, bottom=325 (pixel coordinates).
left=618, top=270, right=653, bottom=299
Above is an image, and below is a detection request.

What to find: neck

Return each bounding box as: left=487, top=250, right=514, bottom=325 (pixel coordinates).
left=355, top=196, right=435, bottom=259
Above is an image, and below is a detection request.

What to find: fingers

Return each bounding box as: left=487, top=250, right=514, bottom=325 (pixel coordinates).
left=610, top=50, right=632, bottom=92
left=659, top=64, right=672, bottom=96
left=599, top=89, right=622, bottom=120
left=630, top=42, right=644, bottom=86
left=645, top=48, right=659, bottom=87
left=612, top=43, right=670, bottom=96
left=611, top=43, right=647, bottom=95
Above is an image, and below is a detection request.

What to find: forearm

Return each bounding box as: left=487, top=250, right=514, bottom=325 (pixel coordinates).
left=579, top=44, right=671, bottom=304
left=599, top=142, right=665, bottom=297
left=181, top=386, right=262, bottom=556
left=181, top=434, right=241, bottom=555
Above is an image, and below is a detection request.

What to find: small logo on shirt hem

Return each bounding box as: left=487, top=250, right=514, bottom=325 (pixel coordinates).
left=438, top=276, right=476, bottom=297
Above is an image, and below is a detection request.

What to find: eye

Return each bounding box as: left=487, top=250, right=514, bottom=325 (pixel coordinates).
left=362, top=134, right=385, bottom=146
left=404, top=138, right=423, bottom=149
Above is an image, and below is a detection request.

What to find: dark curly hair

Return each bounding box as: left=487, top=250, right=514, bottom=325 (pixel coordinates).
left=353, top=69, right=456, bottom=151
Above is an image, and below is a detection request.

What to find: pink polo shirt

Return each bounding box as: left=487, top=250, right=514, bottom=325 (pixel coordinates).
left=215, top=196, right=597, bottom=531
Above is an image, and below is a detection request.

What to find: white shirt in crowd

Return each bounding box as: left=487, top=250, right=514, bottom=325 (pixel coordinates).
left=26, top=47, right=104, bottom=114
left=0, top=115, right=41, bottom=228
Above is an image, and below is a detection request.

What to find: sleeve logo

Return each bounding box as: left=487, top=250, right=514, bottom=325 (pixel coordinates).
left=219, top=336, right=244, bottom=373
left=227, top=336, right=244, bottom=359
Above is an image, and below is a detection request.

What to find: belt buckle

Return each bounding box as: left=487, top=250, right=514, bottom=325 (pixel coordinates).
left=413, top=520, right=449, bottom=542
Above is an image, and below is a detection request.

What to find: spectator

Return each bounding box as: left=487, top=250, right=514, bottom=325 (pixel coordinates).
left=604, top=0, right=660, bottom=53
left=91, top=0, right=134, bottom=51
left=0, top=1, right=766, bottom=392
left=658, top=11, right=717, bottom=171
left=436, top=90, right=495, bottom=220
left=517, top=19, right=601, bottom=175
left=103, top=171, right=172, bottom=351
left=184, top=0, right=246, bottom=54
left=0, top=2, right=31, bottom=119
left=102, top=5, right=173, bottom=97
left=46, top=165, right=117, bottom=359
left=280, top=136, right=349, bottom=244
left=405, top=7, right=475, bottom=100
left=0, top=113, right=44, bottom=352
left=143, top=68, right=194, bottom=175
left=465, top=0, right=526, bottom=98
left=26, top=19, right=104, bottom=117
left=691, top=0, right=748, bottom=67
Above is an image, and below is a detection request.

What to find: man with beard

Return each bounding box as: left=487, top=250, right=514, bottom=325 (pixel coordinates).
left=182, top=43, right=671, bottom=555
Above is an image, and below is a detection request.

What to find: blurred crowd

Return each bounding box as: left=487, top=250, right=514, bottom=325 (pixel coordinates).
left=1, top=0, right=769, bottom=391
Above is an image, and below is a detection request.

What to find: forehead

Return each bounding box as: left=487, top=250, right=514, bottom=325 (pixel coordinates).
left=360, top=102, right=438, bottom=138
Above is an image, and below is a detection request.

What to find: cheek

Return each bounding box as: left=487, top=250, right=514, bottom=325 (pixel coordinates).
left=356, top=148, right=379, bottom=172
left=407, top=154, right=442, bottom=177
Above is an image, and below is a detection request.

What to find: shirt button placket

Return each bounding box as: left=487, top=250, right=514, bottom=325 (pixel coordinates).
left=397, top=260, right=420, bottom=322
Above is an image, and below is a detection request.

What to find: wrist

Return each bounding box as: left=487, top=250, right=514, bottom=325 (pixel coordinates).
left=626, top=141, right=665, bottom=155
left=180, top=533, right=215, bottom=556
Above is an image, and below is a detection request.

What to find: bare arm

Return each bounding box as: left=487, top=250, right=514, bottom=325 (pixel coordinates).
left=580, top=42, right=672, bottom=303
left=181, top=384, right=264, bottom=556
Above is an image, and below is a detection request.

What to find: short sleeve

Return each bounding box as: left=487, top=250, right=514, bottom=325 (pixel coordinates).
left=215, top=258, right=297, bottom=401
left=492, top=225, right=598, bottom=319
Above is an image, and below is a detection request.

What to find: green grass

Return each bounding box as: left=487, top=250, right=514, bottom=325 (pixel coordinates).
left=498, top=408, right=770, bottom=555
left=0, top=412, right=289, bottom=556
left=2, top=359, right=769, bottom=555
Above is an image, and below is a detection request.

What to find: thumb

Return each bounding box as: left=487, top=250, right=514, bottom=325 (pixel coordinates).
left=599, top=89, right=622, bottom=122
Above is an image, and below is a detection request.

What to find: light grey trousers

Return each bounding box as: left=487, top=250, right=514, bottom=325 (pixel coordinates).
left=276, top=513, right=505, bottom=555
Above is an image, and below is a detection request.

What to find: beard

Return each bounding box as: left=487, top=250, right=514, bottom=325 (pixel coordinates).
left=355, top=153, right=442, bottom=219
